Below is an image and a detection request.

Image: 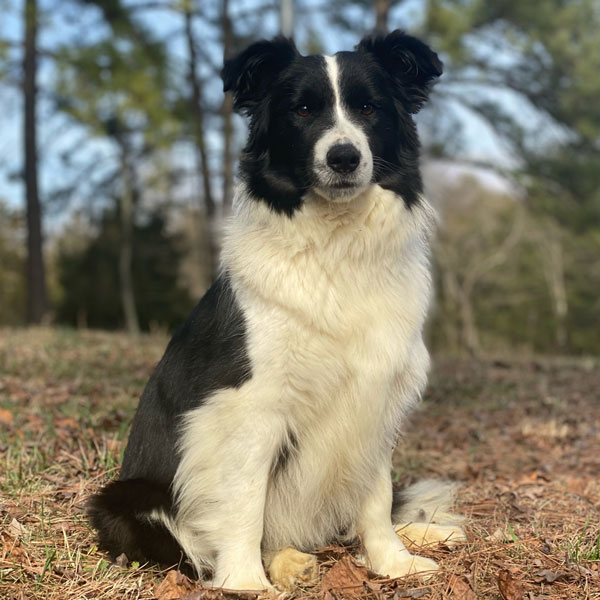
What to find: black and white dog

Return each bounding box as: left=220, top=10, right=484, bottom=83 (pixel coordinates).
left=89, top=30, right=465, bottom=591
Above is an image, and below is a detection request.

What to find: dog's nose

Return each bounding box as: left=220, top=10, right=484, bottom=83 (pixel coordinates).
left=326, top=144, right=361, bottom=174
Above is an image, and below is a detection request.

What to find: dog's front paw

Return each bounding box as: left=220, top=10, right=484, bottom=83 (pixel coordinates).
left=268, top=547, right=319, bottom=591
left=212, top=571, right=273, bottom=591
left=377, top=554, right=439, bottom=581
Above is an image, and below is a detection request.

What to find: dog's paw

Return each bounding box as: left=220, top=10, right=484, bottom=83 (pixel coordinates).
left=212, top=571, right=273, bottom=591
left=395, top=522, right=467, bottom=547
left=378, top=554, right=439, bottom=581
left=268, top=547, right=319, bottom=591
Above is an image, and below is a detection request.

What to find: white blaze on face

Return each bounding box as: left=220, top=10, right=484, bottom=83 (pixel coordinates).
left=312, top=55, right=373, bottom=201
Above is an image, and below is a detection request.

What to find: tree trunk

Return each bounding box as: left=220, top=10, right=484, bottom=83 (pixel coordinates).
left=280, top=0, right=294, bottom=37
left=23, top=0, right=48, bottom=324
left=440, top=267, right=460, bottom=352
left=221, top=0, right=234, bottom=214
left=538, top=226, right=568, bottom=351
left=183, top=0, right=218, bottom=282
left=374, top=0, right=390, bottom=32
left=458, top=286, right=481, bottom=357
left=118, top=146, right=140, bottom=335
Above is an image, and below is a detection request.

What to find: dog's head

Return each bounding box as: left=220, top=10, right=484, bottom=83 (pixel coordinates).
left=222, top=31, right=442, bottom=215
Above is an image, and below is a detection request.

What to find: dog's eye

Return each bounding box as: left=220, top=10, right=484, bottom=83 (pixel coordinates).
left=361, top=104, right=374, bottom=116
left=296, top=105, right=310, bottom=117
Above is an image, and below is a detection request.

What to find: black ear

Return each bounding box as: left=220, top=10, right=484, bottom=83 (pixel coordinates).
left=221, top=37, right=298, bottom=114
left=358, top=30, right=443, bottom=113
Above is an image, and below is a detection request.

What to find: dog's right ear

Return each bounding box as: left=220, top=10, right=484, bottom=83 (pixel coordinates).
left=358, top=30, right=442, bottom=114
left=222, top=37, right=298, bottom=114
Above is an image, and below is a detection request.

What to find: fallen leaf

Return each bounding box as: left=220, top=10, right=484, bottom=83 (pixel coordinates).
left=7, top=518, right=28, bottom=538
left=155, top=570, right=197, bottom=600
left=0, top=532, right=25, bottom=560
left=497, top=569, right=526, bottom=600
left=565, top=477, right=588, bottom=496
left=566, top=563, right=598, bottom=580
left=534, top=569, right=566, bottom=584
left=447, top=574, right=476, bottom=600
left=0, top=408, right=13, bottom=427
left=54, top=416, right=80, bottom=439
left=486, top=528, right=507, bottom=542
left=321, top=555, right=368, bottom=596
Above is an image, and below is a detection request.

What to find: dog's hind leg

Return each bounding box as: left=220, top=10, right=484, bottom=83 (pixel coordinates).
left=173, top=393, right=287, bottom=590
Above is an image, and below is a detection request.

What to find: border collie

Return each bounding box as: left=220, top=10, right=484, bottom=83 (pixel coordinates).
left=89, top=30, right=466, bottom=591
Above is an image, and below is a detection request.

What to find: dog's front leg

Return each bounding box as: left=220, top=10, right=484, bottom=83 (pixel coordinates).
left=357, top=464, right=438, bottom=580
left=175, top=401, right=284, bottom=590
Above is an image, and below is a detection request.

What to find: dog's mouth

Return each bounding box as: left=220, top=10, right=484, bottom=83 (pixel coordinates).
left=313, top=180, right=359, bottom=200
left=314, top=169, right=360, bottom=191
left=312, top=177, right=367, bottom=202
left=330, top=181, right=357, bottom=189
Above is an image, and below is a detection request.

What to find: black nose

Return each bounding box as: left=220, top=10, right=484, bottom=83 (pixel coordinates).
left=326, top=144, right=361, bottom=174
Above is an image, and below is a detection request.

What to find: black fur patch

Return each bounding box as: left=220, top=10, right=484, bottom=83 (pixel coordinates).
left=119, top=274, right=251, bottom=485
left=89, top=274, right=250, bottom=571
left=224, top=43, right=333, bottom=216
left=88, top=479, right=191, bottom=573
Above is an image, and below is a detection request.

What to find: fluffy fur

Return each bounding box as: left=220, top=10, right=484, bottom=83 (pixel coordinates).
left=89, top=30, right=463, bottom=590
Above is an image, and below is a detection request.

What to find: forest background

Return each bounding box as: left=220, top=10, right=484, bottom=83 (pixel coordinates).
left=1, top=0, right=599, bottom=355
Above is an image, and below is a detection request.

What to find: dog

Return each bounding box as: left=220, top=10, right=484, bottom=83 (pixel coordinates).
left=89, top=30, right=466, bottom=591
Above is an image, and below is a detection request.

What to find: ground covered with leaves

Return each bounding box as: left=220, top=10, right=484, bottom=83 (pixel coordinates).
left=1, top=328, right=599, bottom=600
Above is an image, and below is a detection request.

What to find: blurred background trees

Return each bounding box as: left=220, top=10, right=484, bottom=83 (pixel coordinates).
left=0, top=0, right=598, bottom=355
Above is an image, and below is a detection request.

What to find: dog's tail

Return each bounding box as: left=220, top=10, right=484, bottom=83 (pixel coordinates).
left=392, top=479, right=464, bottom=526
left=88, top=478, right=190, bottom=574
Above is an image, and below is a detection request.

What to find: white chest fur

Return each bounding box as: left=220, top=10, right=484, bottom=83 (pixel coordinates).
left=220, top=185, right=435, bottom=550
left=224, top=184, right=433, bottom=342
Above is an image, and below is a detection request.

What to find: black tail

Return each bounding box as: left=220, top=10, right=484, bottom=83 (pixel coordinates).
left=88, top=478, right=192, bottom=575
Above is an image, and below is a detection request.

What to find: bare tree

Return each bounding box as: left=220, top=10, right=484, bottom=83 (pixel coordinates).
left=536, top=223, right=568, bottom=351
left=117, top=140, right=140, bottom=335
left=374, top=0, right=390, bottom=31
left=280, top=0, right=294, bottom=37
left=434, top=177, right=524, bottom=356
left=221, top=0, right=234, bottom=214
left=23, top=0, right=48, bottom=324
left=183, top=0, right=218, bottom=281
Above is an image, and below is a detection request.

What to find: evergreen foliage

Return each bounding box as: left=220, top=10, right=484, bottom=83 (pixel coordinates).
left=56, top=209, right=192, bottom=331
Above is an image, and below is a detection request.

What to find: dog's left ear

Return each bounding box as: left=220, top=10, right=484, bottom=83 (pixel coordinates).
left=358, top=30, right=443, bottom=113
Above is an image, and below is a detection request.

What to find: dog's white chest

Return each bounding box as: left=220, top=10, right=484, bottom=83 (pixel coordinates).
left=221, top=186, right=435, bottom=550
left=224, top=184, right=433, bottom=391
left=171, top=185, right=435, bottom=555
left=227, top=185, right=430, bottom=435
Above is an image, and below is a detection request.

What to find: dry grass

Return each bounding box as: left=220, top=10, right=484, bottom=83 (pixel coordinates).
left=1, top=328, right=599, bottom=599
